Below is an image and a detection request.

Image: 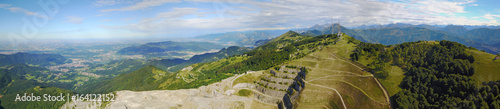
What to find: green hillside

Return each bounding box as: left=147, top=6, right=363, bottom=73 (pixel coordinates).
left=147, top=58, right=187, bottom=71
left=253, top=39, right=271, bottom=47
left=253, top=31, right=310, bottom=51
left=167, top=46, right=251, bottom=72
left=88, top=59, right=148, bottom=75
left=158, top=56, right=249, bottom=89
left=0, top=52, right=70, bottom=67
left=468, top=50, right=500, bottom=83
left=0, top=69, right=39, bottom=95
left=78, top=65, right=168, bottom=93
left=87, top=58, right=189, bottom=76
left=0, top=64, right=79, bottom=95
left=349, top=39, right=500, bottom=108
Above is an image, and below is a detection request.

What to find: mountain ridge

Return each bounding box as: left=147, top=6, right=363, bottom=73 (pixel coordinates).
left=299, top=24, right=500, bottom=54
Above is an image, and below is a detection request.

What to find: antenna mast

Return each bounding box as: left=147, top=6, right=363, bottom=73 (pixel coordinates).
left=331, top=17, right=334, bottom=35
left=337, top=20, right=341, bottom=37
left=322, top=21, right=324, bottom=35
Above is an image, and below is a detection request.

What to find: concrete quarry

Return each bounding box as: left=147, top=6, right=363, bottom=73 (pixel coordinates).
left=60, top=66, right=306, bottom=109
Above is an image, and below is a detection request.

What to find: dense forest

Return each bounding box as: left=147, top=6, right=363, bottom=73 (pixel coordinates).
left=350, top=40, right=500, bottom=108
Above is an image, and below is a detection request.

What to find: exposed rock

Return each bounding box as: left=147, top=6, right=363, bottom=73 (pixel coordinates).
left=61, top=73, right=274, bottom=109
left=254, top=66, right=308, bottom=109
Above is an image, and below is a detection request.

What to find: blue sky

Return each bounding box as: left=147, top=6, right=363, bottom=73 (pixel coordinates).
left=1, top=0, right=500, bottom=41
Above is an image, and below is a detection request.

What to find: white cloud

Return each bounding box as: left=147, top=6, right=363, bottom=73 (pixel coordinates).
left=101, top=0, right=181, bottom=12
left=483, top=14, right=500, bottom=20
left=63, top=16, right=84, bottom=24
left=7, top=7, right=38, bottom=15
left=0, top=4, right=47, bottom=18
left=470, top=4, right=478, bottom=6
left=408, top=0, right=473, bottom=15
left=109, top=7, right=215, bottom=33
left=102, top=0, right=498, bottom=37
left=0, top=4, right=10, bottom=8
left=156, top=7, right=199, bottom=18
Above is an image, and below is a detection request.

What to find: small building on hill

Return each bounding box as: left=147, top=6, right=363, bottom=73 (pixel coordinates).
left=495, top=56, right=500, bottom=60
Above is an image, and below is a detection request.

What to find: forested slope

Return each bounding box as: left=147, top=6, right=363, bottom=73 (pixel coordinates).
left=349, top=39, right=500, bottom=108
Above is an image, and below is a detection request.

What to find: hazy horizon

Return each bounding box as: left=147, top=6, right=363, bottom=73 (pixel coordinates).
left=1, top=0, right=499, bottom=40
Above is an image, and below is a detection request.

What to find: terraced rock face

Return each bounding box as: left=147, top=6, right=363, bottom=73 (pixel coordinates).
left=253, top=66, right=307, bottom=109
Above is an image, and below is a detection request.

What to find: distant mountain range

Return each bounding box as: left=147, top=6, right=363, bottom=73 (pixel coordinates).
left=350, top=23, right=500, bottom=30
left=194, top=30, right=288, bottom=47
left=297, top=23, right=500, bottom=54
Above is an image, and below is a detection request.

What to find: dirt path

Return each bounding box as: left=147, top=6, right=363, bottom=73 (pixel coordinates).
left=310, top=78, right=388, bottom=105
left=372, top=75, right=391, bottom=105
left=304, top=81, right=347, bottom=109
left=230, top=73, right=245, bottom=86
left=307, top=52, right=391, bottom=107
left=306, top=74, right=372, bottom=83
left=330, top=53, right=391, bottom=106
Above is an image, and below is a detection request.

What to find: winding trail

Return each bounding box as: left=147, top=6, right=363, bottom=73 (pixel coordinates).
left=306, top=52, right=391, bottom=107
left=306, top=74, right=372, bottom=83
left=304, top=81, right=347, bottom=109
left=330, top=53, right=391, bottom=105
